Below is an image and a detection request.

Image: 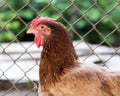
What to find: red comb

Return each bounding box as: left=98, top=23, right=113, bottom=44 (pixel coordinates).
left=30, top=16, right=56, bottom=28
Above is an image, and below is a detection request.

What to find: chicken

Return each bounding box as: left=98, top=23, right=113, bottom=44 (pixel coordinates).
left=27, top=16, right=120, bottom=96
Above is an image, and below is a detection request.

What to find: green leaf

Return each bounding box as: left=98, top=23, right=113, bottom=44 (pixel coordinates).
left=6, top=21, right=20, bottom=29
left=107, top=35, right=115, bottom=44
left=19, top=9, right=34, bottom=19
left=86, top=8, right=101, bottom=21
left=0, top=32, right=14, bottom=42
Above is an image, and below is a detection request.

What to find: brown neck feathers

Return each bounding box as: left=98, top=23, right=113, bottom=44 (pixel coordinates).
left=39, top=21, right=77, bottom=88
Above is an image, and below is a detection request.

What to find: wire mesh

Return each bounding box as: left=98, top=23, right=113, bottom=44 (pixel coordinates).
left=0, top=0, right=120, bottom=96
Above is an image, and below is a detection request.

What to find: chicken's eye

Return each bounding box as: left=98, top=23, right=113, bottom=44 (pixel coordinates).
left=41, top=26, right=44, bottom=29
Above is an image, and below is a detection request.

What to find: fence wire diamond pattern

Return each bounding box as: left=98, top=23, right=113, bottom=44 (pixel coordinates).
left=0, top=0, right=120, bottom=96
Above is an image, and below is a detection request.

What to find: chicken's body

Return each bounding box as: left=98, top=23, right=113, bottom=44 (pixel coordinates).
left=27, top=17, right=120, bottom=96
left=39, top=61, right=120, bottom=96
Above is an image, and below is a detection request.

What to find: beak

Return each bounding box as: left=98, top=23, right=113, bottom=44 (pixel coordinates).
left=26, top=28, right=35, bottom=34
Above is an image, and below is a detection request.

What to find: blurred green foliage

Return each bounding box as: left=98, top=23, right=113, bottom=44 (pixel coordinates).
left=0, top=0, right=120, bottom=46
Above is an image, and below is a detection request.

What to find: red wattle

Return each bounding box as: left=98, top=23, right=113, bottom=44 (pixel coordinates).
left=34, top=36, right=41, bottom=48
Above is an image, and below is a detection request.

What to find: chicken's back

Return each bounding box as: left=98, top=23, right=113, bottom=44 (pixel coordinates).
left=39, top=61, right=120, bottom=96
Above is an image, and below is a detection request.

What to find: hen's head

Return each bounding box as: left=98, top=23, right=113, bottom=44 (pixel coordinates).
left=27, top=16, right=68, bottom=47
left=27, top=17, right=56, bottom=47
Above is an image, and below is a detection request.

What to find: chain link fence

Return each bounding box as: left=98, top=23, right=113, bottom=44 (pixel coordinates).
left=0, top=0, right=120, bottom=96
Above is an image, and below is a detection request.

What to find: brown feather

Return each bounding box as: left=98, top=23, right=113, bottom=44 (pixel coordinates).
left=36, top=20, right=120, bottom=96
left=40, top=21, right=77, bottom=88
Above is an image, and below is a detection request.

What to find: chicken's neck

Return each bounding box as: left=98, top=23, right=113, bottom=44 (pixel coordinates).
left=40, top=33, right=77, bottom=88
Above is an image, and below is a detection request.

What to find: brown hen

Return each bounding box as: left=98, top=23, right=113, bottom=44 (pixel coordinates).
left=27, top=16, right=120, bottom=96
